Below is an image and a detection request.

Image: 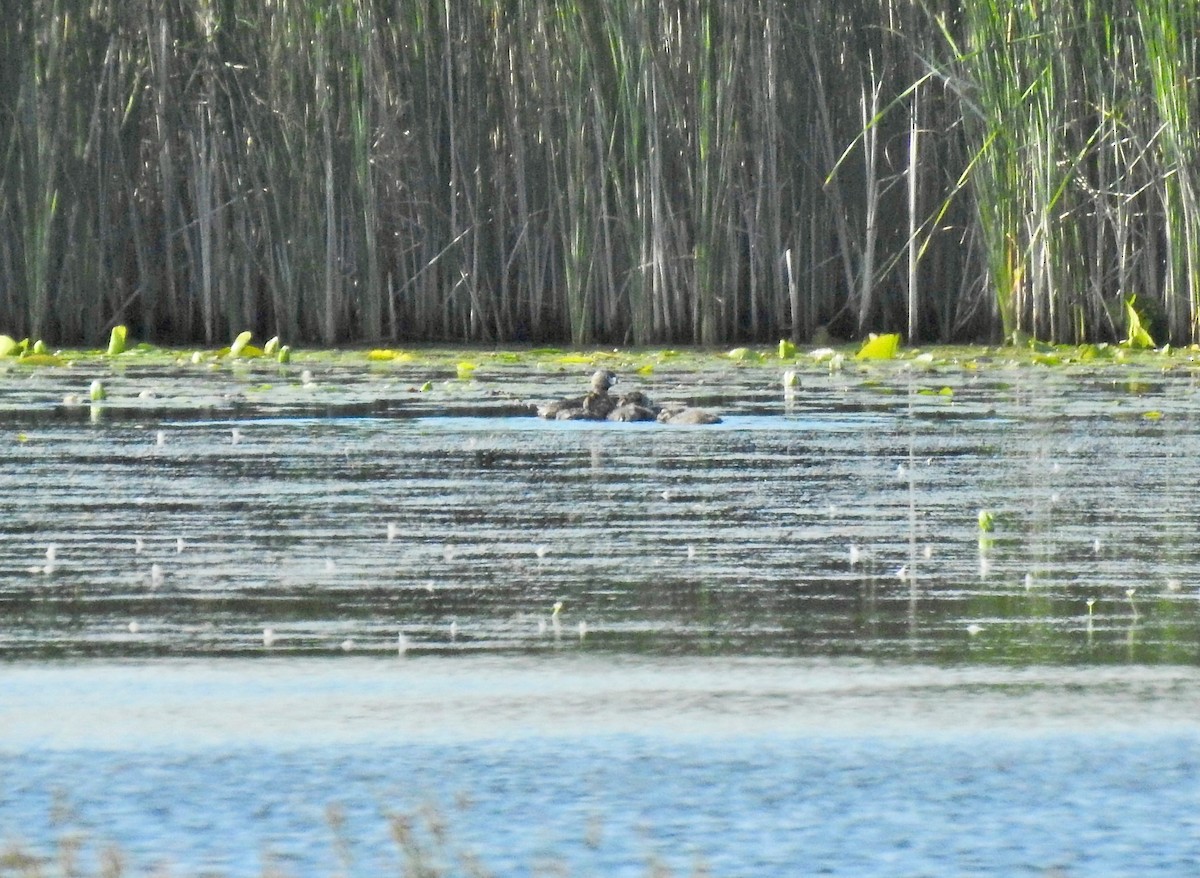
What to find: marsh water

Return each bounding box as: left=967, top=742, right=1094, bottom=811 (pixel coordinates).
left=3, top=352, right=1200, bottom=875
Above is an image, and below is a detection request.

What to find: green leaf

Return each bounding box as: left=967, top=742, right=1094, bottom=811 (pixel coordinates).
left=107, top=325, right=127, bottom=356
left=777, top=339, right=797, bottom=359
left=229, top=331, right=254, bottom=357
left=19, top=353, right=64, bottom=366
left=977, top=509, right=995, bottom=533
left=263, top=336, right=280, bottom=356
left=855, top=333, right=901, bottom=360
left=276, top=345, right=291, bottom=364
left=726, top=347, right=763, bottom=362
left=1121, top=296, right=1155, bottom=349
left=0, top=335, right=18, bottom=357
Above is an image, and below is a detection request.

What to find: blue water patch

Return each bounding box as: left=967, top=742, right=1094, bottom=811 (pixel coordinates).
left=3, top=733, right=1198, bottom=877
left=174, top=413, right=897, bottom=431
left=408, top=414, right=896, bottom=433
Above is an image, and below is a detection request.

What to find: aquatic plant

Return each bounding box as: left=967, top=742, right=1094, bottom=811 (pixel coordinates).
left=227, top=331, right=262, bottom=359
left=106, top=326, right=127, bottom=356
left=0, top=801, right=720, bottom=878
left=725, top=347, right=764, bottom=363
left=855, top=333, right=901, bottom=360
left=4, top=1, right=1198, bottom=347
left=1121, top=296, right=1156, bottom=349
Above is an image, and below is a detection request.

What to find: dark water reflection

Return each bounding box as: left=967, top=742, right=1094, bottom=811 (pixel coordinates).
left=3, top=358, right=1200, bottom=664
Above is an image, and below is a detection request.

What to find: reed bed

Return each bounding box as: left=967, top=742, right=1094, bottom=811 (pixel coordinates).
left=1, top=1, right=1198, bottom=346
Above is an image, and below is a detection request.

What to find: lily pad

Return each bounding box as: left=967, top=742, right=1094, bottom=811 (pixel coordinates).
left=18, top=353, right=65, bottom=367
left=229, top=331, right=255, bottom=357
left=107, top=325, right=127, bottom=356
left=855, top=333, right=901, bottom=360
left=726, top=347, right=763, bottom=362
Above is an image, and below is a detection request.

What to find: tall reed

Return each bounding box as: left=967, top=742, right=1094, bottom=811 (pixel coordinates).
left=2, top=1, right=1199, bottom=346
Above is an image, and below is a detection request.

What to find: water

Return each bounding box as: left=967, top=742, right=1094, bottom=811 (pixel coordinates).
left=3, top=353, right=1200, bottom=875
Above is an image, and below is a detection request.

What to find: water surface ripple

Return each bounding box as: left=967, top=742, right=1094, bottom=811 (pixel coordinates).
left=3, top=360, right=1200, bottom=662
left=4, top=356, right=1200, bottom=875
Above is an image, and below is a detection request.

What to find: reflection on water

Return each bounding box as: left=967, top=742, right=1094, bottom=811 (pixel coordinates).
left=4, top=357, right=1200, bottom=875
left=3, top=360, right=1200, bottom=663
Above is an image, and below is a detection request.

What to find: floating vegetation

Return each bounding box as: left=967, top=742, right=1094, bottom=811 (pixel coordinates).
left=855, top=333, right=901, bottom=361
left=227, top=331, right=263, bottom=359
left=726, top=347, right=765, bottom=363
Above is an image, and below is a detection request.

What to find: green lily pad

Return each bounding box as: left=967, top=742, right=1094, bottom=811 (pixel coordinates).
left=855, top=333, right=901, bottom=360
left=107, top=325, right=127, bottom=356
left=229, top=331, right=254, bottom=357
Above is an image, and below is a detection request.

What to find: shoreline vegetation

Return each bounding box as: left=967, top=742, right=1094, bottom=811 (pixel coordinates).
left=0, top=325, right=1195, bottom=374
left=2, top=2, right=1198, bottom=348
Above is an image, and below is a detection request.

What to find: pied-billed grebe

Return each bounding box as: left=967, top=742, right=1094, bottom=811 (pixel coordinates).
left=607, top=390, right=660, bottom=422
left=537, top=369, right=618, bottom=420
left=657, top=404, right=722, bottom=425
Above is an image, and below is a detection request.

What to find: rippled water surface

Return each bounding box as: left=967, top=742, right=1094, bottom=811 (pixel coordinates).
left=4, top=352, right=1200, bottom=875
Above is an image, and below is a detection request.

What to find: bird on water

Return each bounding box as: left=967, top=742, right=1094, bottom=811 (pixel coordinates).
left=536, top=370, right=721, bottom=424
